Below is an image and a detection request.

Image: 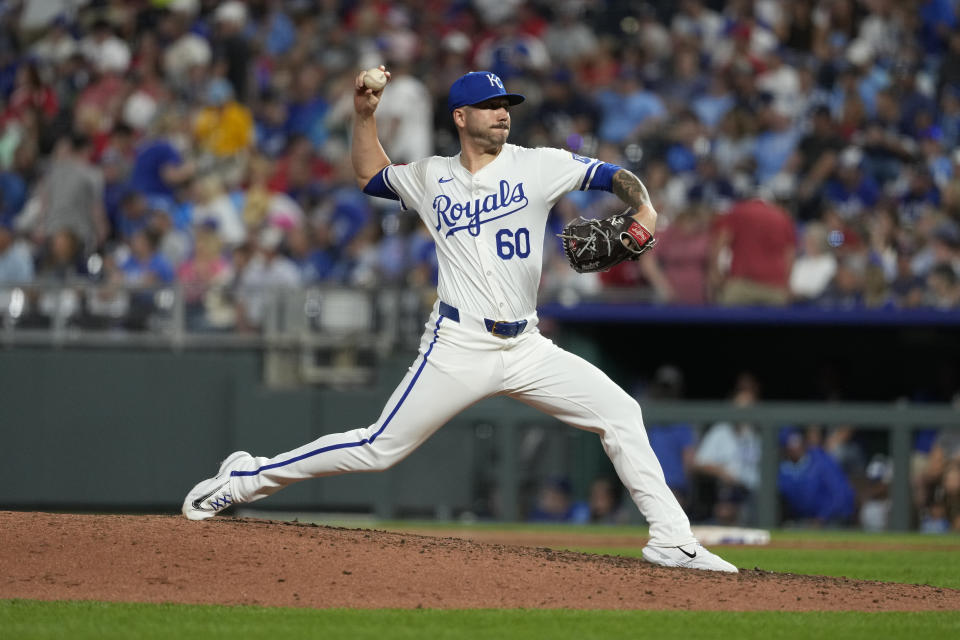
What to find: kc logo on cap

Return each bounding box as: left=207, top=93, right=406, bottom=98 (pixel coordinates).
left=486, top=74, right=504, bottom=89
left=448, top=71, right=525, bottom=112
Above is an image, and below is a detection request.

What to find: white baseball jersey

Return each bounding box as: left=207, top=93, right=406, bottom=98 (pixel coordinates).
left=381, top=144, right=608, bottom=320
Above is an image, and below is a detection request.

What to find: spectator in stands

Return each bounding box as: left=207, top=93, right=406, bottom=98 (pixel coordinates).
left=29, top=16, right=78, bottom=67
left=159, top=5, right=212, bottom=97
left=686, top=155, right=736, bottom=212
left=235, top=226, right=300, bottom=331
left=663, top=110, right=703, bottom=176
left=128, top=111, right=195, bottom=211
left=177, top=220, right=235, bottom=331
left=595, top=71, right=667, bottom=144
left=691, top=73, right=735, bottom=134
left=211, top=2, right=252, bottom=103
left=0, top=166, right=27, bottom=227
left=756, top=47, right=802, bottom=120
left=641, top=204, right=712, bottom=305
left=693, top=372, right=761, bottom=525
left=535, top=69, right=601, bottom=148
left=709, top=197, right=796, bottom=306
left=4, top=61, right=58, bottom=127
left=661, top=49, right=707, bottom=115
left=114, top=191, right=153, bottom=242
left=866, top=205, right=900, bottom=281
left=542, top=4, right=598, bottom=66
left=527, top=475, right=589, bottom=524
left=190, top=174, right=246, bottom=248
left=917, top=428, right=960, bottom=528
left=238, top=155, right=305, bottom=235
left=823, top=147, right=880, bottom=221
left=148, top=208, right=190, bottom=270
left=643, top=365, right=697, bottom=507
left=896, top=164, right=942, bottom=227
left=932, top=221, right=960, bottom=274
left=860, top=89, right=914, bottom=186
left=790, top=222, right=838, bottom=302
left=753, top=98, right=800, bottom=185
left=793, top=105, right=842, bottom=214
left=926, top=263, right=960, bottom=309
left=115, top=228, right=175, bottom=288
left=253, top=90, right=290, bottom=159
left=406, top=223, right=439, bottom=288
left=0, top=221, right=33, bottom=283
left=284, top=63, right=329, bottom=150
left=859, top=454, right=893, bottom=532
left=35, top=229, right=86, bottom=283
left=100, top=124, right=137, bottom=235
left=863, top=254, right=896, bottom=309
left=818, top=251, right=868, bottom=308
left=929, top=461, right=960, bottom=532
left=587, top=476, right=628, bottom=525
left=30, top=133, right=107, bottom=256
left=286, top=223, right=334, bottom=284
left=79, top=19, right=131, bottom=83
left=267, top=135, right=330, bottom=209
left=710, top=107, right=757, bottom=199
left=938, top=88, right=960, bottom=151
left=473, top=18, right=550, bottom=81
left=918, top=122, right=952, bottom=189
left=891, top=243, right=928, bottom=307
left=193, top=76, right=254, bottom=186
left=778, top=427, right=856, bottom=526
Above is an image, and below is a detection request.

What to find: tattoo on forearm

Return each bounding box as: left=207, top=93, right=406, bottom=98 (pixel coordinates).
left=612, top=170, right=651, bottom=210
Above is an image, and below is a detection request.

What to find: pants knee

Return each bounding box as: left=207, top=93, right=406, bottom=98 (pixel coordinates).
left=364, top=442, right=410, bottom=472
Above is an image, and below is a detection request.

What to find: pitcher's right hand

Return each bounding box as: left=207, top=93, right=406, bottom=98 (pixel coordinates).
left=354, top=65, right=390, bottom=117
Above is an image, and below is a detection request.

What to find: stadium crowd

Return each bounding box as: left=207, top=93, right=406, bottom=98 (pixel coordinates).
left=0, top=0, right=959, bottom=330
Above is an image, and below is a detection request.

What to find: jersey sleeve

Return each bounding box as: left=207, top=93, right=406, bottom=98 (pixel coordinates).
left=536, top=147, right=619, bottom=205
left=363, top=159, right=429, bottom=211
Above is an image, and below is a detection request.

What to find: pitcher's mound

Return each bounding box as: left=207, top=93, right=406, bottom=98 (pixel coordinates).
left=1, top=512, right=957, bottom=611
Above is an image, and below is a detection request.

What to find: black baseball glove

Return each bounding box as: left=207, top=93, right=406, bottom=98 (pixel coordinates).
left=558, top=212, right=657, bottom=273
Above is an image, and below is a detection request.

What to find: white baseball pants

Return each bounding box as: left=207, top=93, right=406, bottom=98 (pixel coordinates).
left=229, top=301, right=695, bottom=546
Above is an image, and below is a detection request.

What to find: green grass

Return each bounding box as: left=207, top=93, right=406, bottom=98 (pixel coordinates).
left=315, top=517, right=960, bottom=546
left=3, top=601, right=959, bottom=640
left=359, top=520, right=960, bottom=588
left=577, top=546, right=960, bottom=590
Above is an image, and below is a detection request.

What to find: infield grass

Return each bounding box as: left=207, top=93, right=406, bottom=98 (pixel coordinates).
left=356, top=519, right=960, bottom=589
left=3, top=601, right=960, bottom=640
left=576, top=547, right=960, bottom=590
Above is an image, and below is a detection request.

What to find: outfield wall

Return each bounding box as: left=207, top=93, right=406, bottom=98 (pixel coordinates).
left=0, top=348, right=598, bottom=519
left=2, top=348, right=956, bottom=530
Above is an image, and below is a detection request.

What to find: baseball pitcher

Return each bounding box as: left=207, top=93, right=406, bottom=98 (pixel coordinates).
left=182, top=68, right=737, bottom=573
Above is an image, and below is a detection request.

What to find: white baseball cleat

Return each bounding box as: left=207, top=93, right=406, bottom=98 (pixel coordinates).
left=182, top=451, right=253, bottom=521
left=641, top=542, right=739, bottom=573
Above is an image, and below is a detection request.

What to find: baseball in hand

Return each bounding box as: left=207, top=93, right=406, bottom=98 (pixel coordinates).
left=363, top=68, right=387, bottom=91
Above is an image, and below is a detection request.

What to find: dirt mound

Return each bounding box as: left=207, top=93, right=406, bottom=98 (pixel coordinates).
left=2, top=511, right=957, bottom=611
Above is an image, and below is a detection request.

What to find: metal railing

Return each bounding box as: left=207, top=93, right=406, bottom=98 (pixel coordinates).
left=0, top=282, right=432, bottom=384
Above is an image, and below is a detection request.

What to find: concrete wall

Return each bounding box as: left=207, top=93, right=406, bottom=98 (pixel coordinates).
left=0, top=348, right=588, bottom=517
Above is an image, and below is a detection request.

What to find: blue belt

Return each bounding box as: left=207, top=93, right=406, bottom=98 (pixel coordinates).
left=439, top=301, right=528, bottom=338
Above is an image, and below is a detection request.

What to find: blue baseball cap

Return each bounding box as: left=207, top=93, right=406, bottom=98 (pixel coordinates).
left=448, top=71, right=525, bottom=112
